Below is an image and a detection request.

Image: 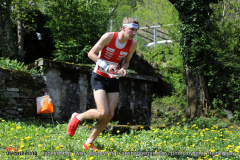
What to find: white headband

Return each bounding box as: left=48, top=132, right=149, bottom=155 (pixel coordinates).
left=123, top=23, right=139, bottom=29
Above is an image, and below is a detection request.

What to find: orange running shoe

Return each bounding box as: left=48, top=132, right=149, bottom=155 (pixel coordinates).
left=83, top=143, right=98, bottom=151
left=67, top=112, right=80, bottom=137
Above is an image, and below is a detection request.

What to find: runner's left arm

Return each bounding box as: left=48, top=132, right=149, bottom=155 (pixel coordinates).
left=120, top=40, right=137, bottom=76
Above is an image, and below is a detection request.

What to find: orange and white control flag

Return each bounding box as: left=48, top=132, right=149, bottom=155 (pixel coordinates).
left=36, top=95, right=54, bottom=114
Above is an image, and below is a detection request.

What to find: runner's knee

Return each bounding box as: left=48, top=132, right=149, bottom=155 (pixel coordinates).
left=98, top=110, right=109, bottom=119
left=106, top=112, right=114, bottom=121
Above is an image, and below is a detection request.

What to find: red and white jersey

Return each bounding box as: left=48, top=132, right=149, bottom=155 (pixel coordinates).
left=93, top=32, right=133, bottom=78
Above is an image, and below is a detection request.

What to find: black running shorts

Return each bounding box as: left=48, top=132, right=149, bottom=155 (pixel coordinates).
left=91, top=72, right=120, bottom=93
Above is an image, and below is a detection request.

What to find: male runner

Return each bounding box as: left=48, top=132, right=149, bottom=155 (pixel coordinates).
left=67, top=17, right=139, bottom=150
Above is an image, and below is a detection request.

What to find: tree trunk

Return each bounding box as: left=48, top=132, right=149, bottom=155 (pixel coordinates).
left=0, top=19, right=4, bottom=56
left=17, top=0, right=24, bottom=61
left=185, top=65, right=210, bottom=119
left=168, top=0, right=219, bottom=119
left=0, top=0, right=15, bottom=58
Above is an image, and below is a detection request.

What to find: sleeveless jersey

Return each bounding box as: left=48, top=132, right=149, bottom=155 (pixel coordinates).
left=93, top=32, right=133, bottom=78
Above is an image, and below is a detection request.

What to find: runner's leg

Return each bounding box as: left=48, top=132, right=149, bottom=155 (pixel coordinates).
left=88, top=91, right=119, bottom=141
left=80, top=89, right=109, bottom=120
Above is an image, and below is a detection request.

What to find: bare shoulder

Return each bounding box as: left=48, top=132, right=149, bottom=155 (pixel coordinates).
left=100, top=32, right=114, bottom=43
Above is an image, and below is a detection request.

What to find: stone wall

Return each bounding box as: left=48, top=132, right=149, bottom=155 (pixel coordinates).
left=0, top=60, right=159, bottom=125
left=0, top=68, right=45, bottom=121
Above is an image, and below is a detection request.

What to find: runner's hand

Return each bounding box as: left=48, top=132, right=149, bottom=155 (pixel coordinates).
left=119, top=68, right=126, bottom=76
left=108, top=65, right=119, bottom=75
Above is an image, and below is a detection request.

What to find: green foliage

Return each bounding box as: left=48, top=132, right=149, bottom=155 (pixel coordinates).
left=188, top=116, right=218, bottom=129
left=143, top=44, right=186, bottom=126
left=45, top=0, right=109, bottom=64
left=174, top=0, right=217, bottom=67
left=172, top=0, right=240, bottom=120
left=0, top=57, right=43, bottom=75
left=0, top=57, right=26, bottom=72
left=205, top=1, right=240, bottom=113
left=231, top=110, right=240, bottom=124
left=144, top=44, right=185, bottom=94
left=151, top=93, right=186, bottom=126
left=1, top=118, right=239, bottom=159
left=136, top=0, right=179, bottom=27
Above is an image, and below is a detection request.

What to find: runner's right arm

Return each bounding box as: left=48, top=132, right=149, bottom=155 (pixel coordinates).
left=88, top=32, right=118, bottom=74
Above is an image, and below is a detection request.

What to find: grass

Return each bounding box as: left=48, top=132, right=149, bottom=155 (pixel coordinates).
left=0, top=117, right=239, bottom=160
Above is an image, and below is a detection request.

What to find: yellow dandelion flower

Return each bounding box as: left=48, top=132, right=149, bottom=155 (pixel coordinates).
left=117, top=130, right=120, bottom=133
left=59, top=145, right=64, bottom=148
left=56, top=147, right=59, bottom=150
left=2, top=119, right=5, bottom=122
left=213, top=154, right=220, bottom=157
left=25, top=136, right=31, bottom=140
left=234, top=149, right=239, bottom=153
left=16, top=126, right=22, bottom=129
left=90, top=157, right=94, bottom=160
left=211, top=141, right=214, bottom=143
left=38, top=144, right=42, bottom=147
left=182, top=119, right=185, bottom=122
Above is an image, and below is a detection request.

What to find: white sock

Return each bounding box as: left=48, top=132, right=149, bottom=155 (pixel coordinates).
left=76, top=114, right=82, bottom=121
left=85, top=139, right=93, bottom=144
